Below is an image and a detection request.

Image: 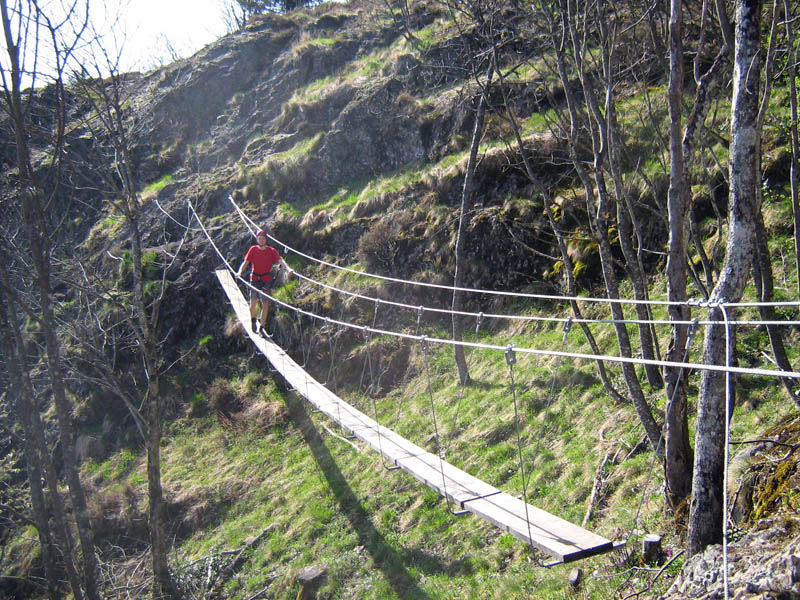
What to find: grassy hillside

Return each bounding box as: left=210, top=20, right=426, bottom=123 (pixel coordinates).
left=64, top=274, right=799, bottom=599
left=3, top=0, right=800, bottom=598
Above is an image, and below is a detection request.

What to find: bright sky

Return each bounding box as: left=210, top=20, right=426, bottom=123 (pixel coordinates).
left=111, top=0, right=229, bottom=72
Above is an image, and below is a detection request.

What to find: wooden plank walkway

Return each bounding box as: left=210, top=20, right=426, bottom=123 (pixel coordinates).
left=216, top=268, right=621, bottom=564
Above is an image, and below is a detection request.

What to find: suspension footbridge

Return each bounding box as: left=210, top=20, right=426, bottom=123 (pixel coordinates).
left=216, top=267, right=622, bottom=565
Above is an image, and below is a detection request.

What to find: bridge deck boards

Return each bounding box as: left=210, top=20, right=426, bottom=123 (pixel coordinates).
left=216, top=269, right=618, bottom=563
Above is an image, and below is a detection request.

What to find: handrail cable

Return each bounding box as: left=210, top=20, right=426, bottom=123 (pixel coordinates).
left=208, top=201, right=791, bottom=569
left=230, top=196, right=800, bottom=327
left=188, top=201, right=800, bottom=380
left=229, top=194, right=800, bottom=311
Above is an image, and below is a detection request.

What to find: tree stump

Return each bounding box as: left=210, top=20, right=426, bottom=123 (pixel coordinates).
left=642, top=534, right=662, bottom=564
left=295, top=565, right=326, bottom=600
left=568, top=567, right=582, bottom=587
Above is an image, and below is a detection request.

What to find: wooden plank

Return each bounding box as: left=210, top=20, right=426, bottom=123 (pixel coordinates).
left=215, top=269, right=619, bottom=563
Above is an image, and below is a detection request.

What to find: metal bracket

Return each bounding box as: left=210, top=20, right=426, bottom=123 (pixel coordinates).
left=450, top=490, right=503, bottom=516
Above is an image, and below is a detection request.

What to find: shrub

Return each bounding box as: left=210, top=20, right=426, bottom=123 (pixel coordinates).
left=358, top=219, right=401, bottom=274
left=207, top=378, right=241, bottom=415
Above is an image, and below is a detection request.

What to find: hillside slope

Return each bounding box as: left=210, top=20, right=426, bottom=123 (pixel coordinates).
left=2, top=0, right=799, bottom=599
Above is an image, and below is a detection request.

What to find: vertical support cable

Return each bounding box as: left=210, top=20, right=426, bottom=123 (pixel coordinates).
left=452, top=312, right=484, bottom=428
left=528, top=318, right=572, bottom=480
left=721, top=302, right=732, bottom=600
left=422, top=336, right=456, bottom=511
left=506, top=344, right=534, bottom=547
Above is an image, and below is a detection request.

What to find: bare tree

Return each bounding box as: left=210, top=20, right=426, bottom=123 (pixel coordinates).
left=0, top=2, right=101, bottom=598
left=62, top=38, right=194, bottom=594
left=786, top=0, right=800, bottom=302
left=663, top=0, right=694, bottom=508
left=439, top=0, right=504, bottom=387
left=688, top=0, right=763, bottom=556
left=540, top=0, right=663, bottom=457
left=750, top=1, right=798, bottom=403
left=221, top=0, right=316, bottom=31
left=0, top=247, right=64, bottom=600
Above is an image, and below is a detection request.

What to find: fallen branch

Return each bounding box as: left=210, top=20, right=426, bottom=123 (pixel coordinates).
left=583, top=450, right=612, bottom=527
left=207, top=524, right=276, bottom=593
left=243, top=577, right=279, bottom=600
left=619, top=550, right=685, bottom=600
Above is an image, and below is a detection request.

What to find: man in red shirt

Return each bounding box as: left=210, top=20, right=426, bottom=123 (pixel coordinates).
left=237, top=229, right=290, bottom=336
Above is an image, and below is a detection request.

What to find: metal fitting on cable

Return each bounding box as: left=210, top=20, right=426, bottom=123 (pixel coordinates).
left=505, top=344, right=516, bottom=366
left=685, top=318, right=700, bottom=349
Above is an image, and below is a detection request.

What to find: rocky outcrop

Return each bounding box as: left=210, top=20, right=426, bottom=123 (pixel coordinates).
left=659, top=516, right=800, bottom=600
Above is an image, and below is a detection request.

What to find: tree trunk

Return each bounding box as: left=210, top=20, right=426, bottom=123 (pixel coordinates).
left=129, top=215, right=173, bottom=599
left=487, top=35, right=628, bottom=406
left=753, top=213, right=798, bottom=400
left=148, top=384, right=171, bottom=599
left=663, top=0, right=694, bottom=509
left=548, top=17, right=662, bottom=458
left=452, top=75, right=492, bottom=387
left=20, top=189, right=101, bottom=600
left=0, top=278, right=64, bottom=600
left=786, top=0, right=800, bottom=300
left=750, top=0, right=797, bottom=403
left=598, top=6, right=662, bottom=390
left=1, top=6, right=101, bottom=590
left=688, top=0, right=763, bottom=556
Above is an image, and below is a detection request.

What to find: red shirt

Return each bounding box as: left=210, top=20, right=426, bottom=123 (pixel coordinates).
left=245, top=244, right=281, bottom=281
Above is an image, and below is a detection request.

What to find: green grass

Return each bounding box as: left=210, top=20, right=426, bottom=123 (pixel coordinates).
left=70, top=251, right=800, bottom=600
left=143, top=173, right=174, bottom=194
left=20, top=15, right=800, bottom=600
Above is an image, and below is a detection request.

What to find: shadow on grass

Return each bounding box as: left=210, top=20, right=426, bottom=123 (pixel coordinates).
left=279, top=386, right=436, bottom=599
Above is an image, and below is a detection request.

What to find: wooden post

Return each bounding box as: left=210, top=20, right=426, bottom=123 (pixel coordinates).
left=642, top=534, right=662, bottom=563
left=295, top=565, right=326, bottom=600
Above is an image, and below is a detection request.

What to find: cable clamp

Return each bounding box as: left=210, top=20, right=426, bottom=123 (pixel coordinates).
left=505, top=344, right=516, bottom=366
left=563, top=316, right=573, bottom=337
